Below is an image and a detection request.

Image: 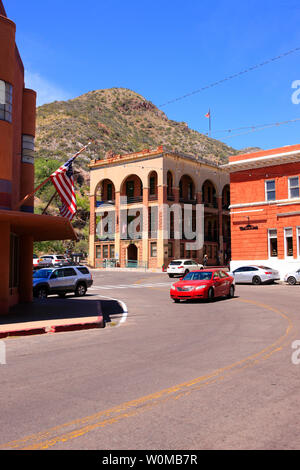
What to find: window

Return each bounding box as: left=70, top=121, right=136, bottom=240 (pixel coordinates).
left=103, top=245, right=109, bottom=258
left=149, top=177, right=156, bottom=196
left=77, top=267, right=90, bottom=275
left=150, top=242, right=157, bottom=257
left=107, top=183, right=113, bottom=201
left=110, top=245, right=115, bottom=258
left=96, top=246, right=101, bottom=259
left=0, top=80, right=13, bottom=122
left=22, top=135, right=35, bottom=164
left=126, top=181, right=134, bottom=198
left=265, top=180, right=276, bottom=201
left=63, top=268, right=76, bottom=277
left=284, top=228, right=293, bottom=257
left=180, top=243, right=185, bottom=258
left=168, top=242, right=173, bottom=257
left=289, top=177, right=299, bottom=199
left=268, top=229, right=278, bottom=257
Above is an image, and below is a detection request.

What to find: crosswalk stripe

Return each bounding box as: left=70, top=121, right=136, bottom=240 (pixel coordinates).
left=90, top=282, right=172, bottom=290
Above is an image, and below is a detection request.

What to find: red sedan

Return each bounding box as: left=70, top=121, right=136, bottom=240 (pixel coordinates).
left=170, top=269, right=235, bottom=303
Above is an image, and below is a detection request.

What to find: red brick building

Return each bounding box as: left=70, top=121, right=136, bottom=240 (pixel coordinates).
left=0, top=0, right=76, bottom=314
left=223, top=144, right=300, bottom=278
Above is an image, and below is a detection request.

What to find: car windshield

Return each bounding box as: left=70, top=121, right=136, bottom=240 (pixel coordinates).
left=33, top=269, right=52, bottom=279
left=56, top=256, right=66, bottom=259
left=183, top=272, right=213, bottom=281
left=170, top=261, right=182, bottom=266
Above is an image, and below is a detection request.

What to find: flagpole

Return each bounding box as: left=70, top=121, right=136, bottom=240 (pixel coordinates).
left=16, top=141, right=94, bottom=210
left=209, top=109, right=211, bottom=138
left=42, top=191, right=57, bottom=215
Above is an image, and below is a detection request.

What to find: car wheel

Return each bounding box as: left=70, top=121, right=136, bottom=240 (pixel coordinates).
left=37, top=286, right=48, bottom=300
left=173, top=299, right=180, bottom=303
left=287, top=276, right=297, bottom=285
left=252, top=276, right=262, bottom=285
left=184, top=269, right=189, bottom=276
left=207, top=287, right=214, bottom=301
left=227, top=285, right=235, bottom=298
left=75, top=283, right=87, bottom=297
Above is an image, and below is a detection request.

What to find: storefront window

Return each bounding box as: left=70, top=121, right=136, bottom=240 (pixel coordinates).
left=150, top=242, right=157, bottom=257
left=95, top=246, right=101, bottom=259
left=284, top=228, right=293, bottom=257
left=268, top=229, right=278, bottom=257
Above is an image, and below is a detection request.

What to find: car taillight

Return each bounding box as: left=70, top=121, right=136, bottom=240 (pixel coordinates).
left=265, top=272, right=272, bottom=275
left=179, top=266, right=184, bottom=269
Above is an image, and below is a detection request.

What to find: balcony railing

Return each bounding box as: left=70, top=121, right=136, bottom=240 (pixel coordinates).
left=96, top=200, right=115, bottom=208
left=149, top=194, right=158, bottom=201
left=126, top=196, right=143, bottom=204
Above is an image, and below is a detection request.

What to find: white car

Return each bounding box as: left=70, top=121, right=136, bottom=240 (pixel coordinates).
left=230, top=265, right=280, bottom=285
left=167, top=259, right=204, bottom=278
left=33, top=254, right=40, bottom=268
left=284, top=269, right=300, bottom=285
left=39, top=254, right=68, bottom=266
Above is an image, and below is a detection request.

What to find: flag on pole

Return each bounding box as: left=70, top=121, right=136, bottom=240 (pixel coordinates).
left=50, top=156, right=77, bottom=221
left=205, top=109, right=211, bottom=136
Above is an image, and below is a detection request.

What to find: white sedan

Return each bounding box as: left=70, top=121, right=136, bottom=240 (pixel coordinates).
left=230, top=265, right=280, bottom=285
left=167, top=259, right=204, bottom=278
left=284, top=269, right=300, bottom=285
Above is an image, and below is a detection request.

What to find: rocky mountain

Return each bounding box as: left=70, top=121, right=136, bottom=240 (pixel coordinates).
left=34, top=87, right=239, bottom=253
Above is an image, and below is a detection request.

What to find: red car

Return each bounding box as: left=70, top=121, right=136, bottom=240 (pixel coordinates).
left=170, top=269, right=235, bottom=303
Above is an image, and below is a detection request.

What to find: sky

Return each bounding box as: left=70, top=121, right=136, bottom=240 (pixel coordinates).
left=5, top=0, right=300, bottom=151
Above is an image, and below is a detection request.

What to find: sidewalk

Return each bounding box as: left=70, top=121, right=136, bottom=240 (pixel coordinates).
left=0, top=296, right=106, bottom=339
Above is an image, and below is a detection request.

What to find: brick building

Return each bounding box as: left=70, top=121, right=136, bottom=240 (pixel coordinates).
left=89, top=146, right=230, bottom=269
left=0, top=1, right=76, bottom=314
left=223, top=144, right=300, bottom=278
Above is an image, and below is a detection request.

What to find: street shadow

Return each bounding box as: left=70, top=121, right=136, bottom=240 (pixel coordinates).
left=2, top=295, right=124, bottom=326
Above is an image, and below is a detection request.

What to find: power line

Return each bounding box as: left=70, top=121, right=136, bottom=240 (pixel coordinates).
left=220, top=118, right=300, bottom=139
left=159, top=47, right=300, bottom=108
left=200, top=117, right=300, bottom=138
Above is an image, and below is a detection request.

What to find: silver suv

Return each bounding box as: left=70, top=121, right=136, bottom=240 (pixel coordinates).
left=33, top=266, right=93, bottom=299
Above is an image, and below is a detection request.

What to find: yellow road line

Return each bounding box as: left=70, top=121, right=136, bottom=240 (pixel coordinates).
left=0, top=297, right=295, bottom=450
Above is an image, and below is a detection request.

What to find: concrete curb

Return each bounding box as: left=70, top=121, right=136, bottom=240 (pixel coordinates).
left=0, top=316, right=104, bottom=339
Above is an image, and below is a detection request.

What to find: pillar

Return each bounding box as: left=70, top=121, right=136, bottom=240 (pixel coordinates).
left=19, top=235, right=33, bottom=303
left=0, top=222, right=10, bottom=315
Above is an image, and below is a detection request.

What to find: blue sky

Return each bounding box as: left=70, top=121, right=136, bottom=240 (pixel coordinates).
left=5, top=0, right=300, bottom=151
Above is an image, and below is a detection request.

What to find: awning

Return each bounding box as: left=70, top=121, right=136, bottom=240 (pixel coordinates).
left=0, top=210, right=77, bottom=241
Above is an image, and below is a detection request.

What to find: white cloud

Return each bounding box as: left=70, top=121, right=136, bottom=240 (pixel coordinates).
left=25, top=71, right=71, bottom=106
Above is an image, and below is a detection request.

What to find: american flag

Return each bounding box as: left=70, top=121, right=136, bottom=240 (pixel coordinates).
left=50, top=156, right=77, bottom=221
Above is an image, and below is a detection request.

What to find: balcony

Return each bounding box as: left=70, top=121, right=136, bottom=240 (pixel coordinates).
left=126, top=196, right=143, bottom=205
left=96, top=200, right=115, bottom=208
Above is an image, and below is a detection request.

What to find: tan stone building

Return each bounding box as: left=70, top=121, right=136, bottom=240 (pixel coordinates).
left=89, top=146, right=230, bottom=269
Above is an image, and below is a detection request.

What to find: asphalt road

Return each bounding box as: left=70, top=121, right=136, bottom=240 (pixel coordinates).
left=1, top=270, right=300, bottom=450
